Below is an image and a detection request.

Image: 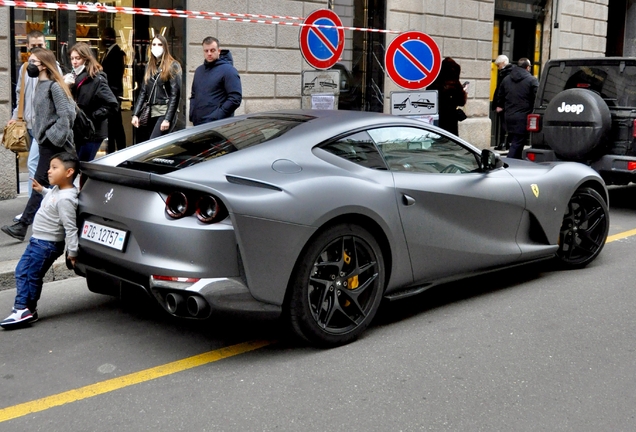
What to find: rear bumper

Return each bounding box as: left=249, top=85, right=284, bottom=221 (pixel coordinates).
left=76, top=264, right=281, bottom=319
left=523, top=148, right=636, bottom=185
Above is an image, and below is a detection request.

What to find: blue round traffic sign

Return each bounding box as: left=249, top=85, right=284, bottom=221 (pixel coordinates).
left=385, top=31, right=441, bottom=90
left=300, top=9, right=345, bottom=70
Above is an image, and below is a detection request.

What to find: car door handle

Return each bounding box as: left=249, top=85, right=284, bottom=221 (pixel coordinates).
left=402, top=194, right=416, bottom=206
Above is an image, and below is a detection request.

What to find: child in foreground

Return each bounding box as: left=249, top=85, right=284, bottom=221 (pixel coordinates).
left=1, top=152, right=79, bottom=328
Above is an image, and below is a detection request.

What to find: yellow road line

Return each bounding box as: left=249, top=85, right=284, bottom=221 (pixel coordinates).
left=607, top=228, right=636, bottom=243
left=0, top=340, right=271, bottom=423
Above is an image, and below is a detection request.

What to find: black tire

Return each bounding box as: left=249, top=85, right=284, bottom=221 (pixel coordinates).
left=557, top=187, right=609, bottom=269
left=287, top=224, right=385, bottom=347
left=543, top=88, right=611, bottom=161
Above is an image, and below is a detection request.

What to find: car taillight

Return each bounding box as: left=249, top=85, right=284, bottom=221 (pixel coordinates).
left=196, top=195, right=227, bottom=223
left=526, top=152, right=537, bottom=162
left=165, top=192, right=189, bottom=218
left=628, top=161, right=636, bottom=171
left=527, top=114, right=541, bottom=132
left=633, top=119, right=636, bottom=138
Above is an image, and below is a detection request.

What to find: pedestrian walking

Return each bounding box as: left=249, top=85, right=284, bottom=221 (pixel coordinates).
left=131, top=34, right=182, bottom=139
left=7, top=31, right=46, bottom=222
left=496, top=58, right=538, bottom=159
left=189, top=36, right=242, bottom=126
left=493, top=54, right=513, bottom=150
left=0, top=152, right=79, bottom=328
left=64, top=42, right=118, bottom=162
left=427, top=57, right=467, bottom=136
left=100, top=27, right=127, bottom=153
left=1, top=47, right=75, bottom=242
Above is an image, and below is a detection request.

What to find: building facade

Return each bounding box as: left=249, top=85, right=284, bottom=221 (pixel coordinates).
left=0, top=0, right=627, bottom=198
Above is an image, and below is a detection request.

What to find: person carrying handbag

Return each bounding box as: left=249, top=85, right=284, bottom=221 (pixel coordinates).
left=1, top=47, right=75, bottom=242
left=64, top=42, right=118, bottom=162
left=132, top=34, right=182, bottom=141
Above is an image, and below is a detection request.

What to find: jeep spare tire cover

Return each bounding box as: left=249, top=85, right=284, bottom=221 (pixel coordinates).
left=542, top=88, right=611, bottom=160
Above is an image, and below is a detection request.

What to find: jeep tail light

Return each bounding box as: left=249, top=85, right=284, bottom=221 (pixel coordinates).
left=628, top=161, right=636, bottom=171
left=526, top=152, right=537, bottom=162
left=527, top=114, right=541, bottom=132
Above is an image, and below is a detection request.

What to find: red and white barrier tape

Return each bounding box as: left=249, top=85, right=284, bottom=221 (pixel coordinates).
left=0, top=0, right=401, bottom=33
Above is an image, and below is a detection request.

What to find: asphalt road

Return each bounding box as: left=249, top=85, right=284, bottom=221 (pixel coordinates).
left=1, top=186, right=636, bottom=431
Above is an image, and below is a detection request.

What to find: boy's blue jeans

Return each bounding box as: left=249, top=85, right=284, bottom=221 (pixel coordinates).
left=14, top=238, right=65, bottom=312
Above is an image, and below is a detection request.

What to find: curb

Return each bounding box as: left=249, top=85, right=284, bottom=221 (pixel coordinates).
left=0, top=256, right=80, bottom=292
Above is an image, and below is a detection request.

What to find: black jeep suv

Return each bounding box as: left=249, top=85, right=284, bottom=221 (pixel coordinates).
left=524, top=57, right=636, bottom=185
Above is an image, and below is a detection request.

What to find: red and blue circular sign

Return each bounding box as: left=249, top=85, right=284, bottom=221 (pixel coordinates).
left=385, top=31, right=442, bottom=90
left=299, top=9, right=345, bottom=70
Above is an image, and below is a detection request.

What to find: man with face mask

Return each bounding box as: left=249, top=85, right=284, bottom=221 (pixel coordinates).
left=7, top=31, right=45, bottom=214
left=99, top=27, right=127, bottom=153
left=189, top=36, right=242, bottom=126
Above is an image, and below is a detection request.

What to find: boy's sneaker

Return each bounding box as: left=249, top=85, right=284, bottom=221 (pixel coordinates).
left=0, top=308, right=34, bottom=328
left=30, top=310, right=39, bottom=323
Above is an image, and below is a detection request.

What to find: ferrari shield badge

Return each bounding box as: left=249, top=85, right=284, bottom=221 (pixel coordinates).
left=531, top=184, right=539, bottom=198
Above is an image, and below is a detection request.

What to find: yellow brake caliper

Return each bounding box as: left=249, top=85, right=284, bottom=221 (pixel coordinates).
left=342, top=250, right=358, bottom=307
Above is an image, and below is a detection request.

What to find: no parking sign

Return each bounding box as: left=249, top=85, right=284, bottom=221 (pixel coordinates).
left=385, top=31, right=442, bottom=90
left=299, top=9, right=345, bottom=70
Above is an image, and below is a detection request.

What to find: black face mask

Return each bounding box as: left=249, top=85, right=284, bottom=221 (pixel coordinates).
left=27, top=63, right=40, bottom=78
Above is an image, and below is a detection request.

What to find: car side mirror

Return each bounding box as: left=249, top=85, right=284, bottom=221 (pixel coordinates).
left=480, top=149, right=503, bottom=171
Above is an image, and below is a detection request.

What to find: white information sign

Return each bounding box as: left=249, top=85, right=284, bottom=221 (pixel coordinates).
left=390, top=90, right=439, bottom=116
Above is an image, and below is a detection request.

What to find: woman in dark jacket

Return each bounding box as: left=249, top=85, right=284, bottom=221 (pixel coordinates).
left=65, top=42, right=118, bottom=162
left=428, top=57, right=467, bottom=136
left=132, top=34, right=181, bottom=139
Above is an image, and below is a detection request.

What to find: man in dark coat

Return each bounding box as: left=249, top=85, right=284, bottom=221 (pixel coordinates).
left=493, top=54, right=513, bottom=150
left=189, top=37, right=242, bottom=126
left=496, top=58, right=538, bottom=159
left=100, top=27, right=127, bottom=152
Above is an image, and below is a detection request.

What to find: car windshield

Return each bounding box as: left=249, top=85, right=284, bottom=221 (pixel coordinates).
left=118, top=116, right=310, bottom=174
left=540, top=62, right=636, bottom=107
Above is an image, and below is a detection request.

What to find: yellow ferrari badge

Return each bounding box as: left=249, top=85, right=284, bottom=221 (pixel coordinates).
left=531, top=184, right=539, bottom=198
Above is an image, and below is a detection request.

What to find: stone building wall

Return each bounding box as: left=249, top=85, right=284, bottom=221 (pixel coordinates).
left=0, top=6, right=17, bottom=200
left=186, top=0, right=326, bottom=117
left=385, top=0, right=495, bottom=148
left=553, top=0, right=608, bottom=58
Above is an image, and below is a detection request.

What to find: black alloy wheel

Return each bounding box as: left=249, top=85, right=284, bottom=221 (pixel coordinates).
left=557, top=187, right=609, bottom=269
left=288, top=224, right=385, bottom=347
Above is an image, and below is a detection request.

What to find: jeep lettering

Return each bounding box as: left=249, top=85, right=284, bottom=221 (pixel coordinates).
left=557, top=102, right=585, bottom=114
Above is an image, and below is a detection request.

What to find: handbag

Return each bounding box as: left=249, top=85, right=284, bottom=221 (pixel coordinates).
left=138, top=73, right=159, bottom=127
left=138, top=101, right=151, bottom=126
left=456, top=108, right=467, bottom=122
left=2, top=65, right=29, bottom=153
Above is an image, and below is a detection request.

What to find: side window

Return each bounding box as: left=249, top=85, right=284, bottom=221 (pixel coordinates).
left=320, top=131, right=387, bottom=170
left=368, top=127, right=480, bottom=174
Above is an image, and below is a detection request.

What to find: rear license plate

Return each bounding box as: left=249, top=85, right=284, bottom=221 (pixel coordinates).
left=81, top=221, right=128, bottom=251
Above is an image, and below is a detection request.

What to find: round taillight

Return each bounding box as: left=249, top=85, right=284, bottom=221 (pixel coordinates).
left=196, top=195, right=225, bottom=223
left=166, top=192, right=189, bottom=218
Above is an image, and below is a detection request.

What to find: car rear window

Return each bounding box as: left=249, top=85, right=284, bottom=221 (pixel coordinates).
left=118, top=116, right=311, bottom=174
left=540, top=63, right=636, bottom=108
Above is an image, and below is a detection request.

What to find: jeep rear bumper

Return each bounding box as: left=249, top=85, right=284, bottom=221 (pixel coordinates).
left=523, top=149, right=636, bottom=185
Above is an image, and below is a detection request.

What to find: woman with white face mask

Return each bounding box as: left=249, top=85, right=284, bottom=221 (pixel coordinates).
left=132, top=35, right=182, bottom=140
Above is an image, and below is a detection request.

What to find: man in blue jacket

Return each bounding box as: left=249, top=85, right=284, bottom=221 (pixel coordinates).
left=189, top=37, right=242, bottom=126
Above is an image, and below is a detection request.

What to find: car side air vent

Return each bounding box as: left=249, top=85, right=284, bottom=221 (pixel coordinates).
left=225, top=175, right=283, bottom=191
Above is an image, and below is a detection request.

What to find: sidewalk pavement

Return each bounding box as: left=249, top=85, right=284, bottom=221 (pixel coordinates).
left=0, top=173, right=77, bottom=292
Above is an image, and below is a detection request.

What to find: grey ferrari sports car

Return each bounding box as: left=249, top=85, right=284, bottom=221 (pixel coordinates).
left=76, top=110, right=610, bottom=346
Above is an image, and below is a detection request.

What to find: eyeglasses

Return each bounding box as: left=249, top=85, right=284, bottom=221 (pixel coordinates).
left=28, top=60, right=41, bottom=65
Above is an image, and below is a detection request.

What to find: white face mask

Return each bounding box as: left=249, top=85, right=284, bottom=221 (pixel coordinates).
left=151, top=46, right=164, bottom=58
left=73, top=64, right=85, bottom=76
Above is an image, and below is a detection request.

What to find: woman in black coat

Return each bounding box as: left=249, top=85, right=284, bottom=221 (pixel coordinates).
left=428, top=57, right=468, bottom=136
left=65, top=42, right=118, bottom=162
left=132, top=34, right=182, bottom=140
